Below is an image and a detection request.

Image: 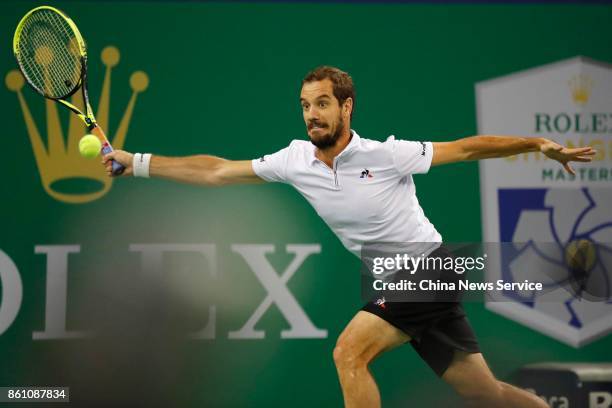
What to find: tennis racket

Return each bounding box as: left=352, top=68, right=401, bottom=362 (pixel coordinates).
left=13, top=5, right=125, bottom=175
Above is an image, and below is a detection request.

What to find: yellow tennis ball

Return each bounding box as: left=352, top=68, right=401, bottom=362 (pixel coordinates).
left=79, top=134, right=102, bottom=159
left=565, top=239, right=596, bottom=272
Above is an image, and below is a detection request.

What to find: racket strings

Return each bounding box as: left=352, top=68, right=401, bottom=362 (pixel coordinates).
left=20, top=20, right=73, bottom=96
left=18, top=19, right=48, bottom=90
left=36, top=21, right=80, bottom=94
left=20, top=18, right=62, bottom=89
left=16, top=9, right=83, bottom=98
left=33, top=11, right=80, bottom=94
left=27, top=23, right=68, bottom=95
left=32, top=11, right=79, bottom=82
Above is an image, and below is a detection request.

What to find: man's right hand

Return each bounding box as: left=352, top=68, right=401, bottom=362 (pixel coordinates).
left=103, top=150, right=134, bottom=177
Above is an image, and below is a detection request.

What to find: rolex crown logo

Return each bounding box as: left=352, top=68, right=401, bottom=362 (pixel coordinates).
left=6, top=46, right=149, bottom=204
left=568, top=74, right=592, bottom=106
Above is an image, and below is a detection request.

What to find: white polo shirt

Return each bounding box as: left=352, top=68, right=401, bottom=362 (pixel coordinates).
left=251, top=130, right=442, bottom=257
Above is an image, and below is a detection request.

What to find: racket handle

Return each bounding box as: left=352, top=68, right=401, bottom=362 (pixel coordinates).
left=91, top=125, right=125, bottom=176
left=101, top=142, right=126, bottom=176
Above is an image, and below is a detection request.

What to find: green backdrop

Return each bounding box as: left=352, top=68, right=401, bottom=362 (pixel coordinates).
left=1, top=1, right=612, bottom=406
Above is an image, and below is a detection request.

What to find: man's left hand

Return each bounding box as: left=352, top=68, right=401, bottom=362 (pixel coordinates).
left=540, top=140, right=597, bottom=175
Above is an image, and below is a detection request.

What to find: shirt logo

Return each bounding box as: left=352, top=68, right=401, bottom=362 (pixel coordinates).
left=375, top=297, right=386, bottom=309
left=420, top=141, right=426, bottom=156
left=360, top=169, right=373, bottom=179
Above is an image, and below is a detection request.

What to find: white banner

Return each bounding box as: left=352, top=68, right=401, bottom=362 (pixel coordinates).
left=476, top=57, right=612, bottom=347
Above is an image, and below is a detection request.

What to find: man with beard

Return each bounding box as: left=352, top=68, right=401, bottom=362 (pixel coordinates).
left=103, top=66, right=594, bottom=407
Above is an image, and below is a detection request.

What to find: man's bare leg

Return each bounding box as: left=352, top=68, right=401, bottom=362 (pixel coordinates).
left=334, top=311, right=547, bottom=408
left=442, top=351, right=548, bottom=408
left=333, top=311, right=410, bottom=408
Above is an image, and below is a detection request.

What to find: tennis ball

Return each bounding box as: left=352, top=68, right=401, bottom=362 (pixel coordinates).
left=79, top=134, right=102, bottom=159
left=565, top=239, right=596, bottom=273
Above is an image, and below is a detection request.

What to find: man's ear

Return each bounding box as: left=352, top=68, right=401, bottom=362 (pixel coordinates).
left=343, top=97, right=353, bottom=117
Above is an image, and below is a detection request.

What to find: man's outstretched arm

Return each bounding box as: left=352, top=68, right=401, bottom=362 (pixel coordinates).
left=432, top=136, right=596, bottom=174
left=102, top=150, right=264, bottom=186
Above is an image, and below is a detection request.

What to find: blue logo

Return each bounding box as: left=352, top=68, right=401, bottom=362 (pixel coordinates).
left=498, top=188, right=612, bottom=334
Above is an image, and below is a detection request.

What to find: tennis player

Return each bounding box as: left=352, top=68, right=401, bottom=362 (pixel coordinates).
left=103, top=66, right=594, bottom=407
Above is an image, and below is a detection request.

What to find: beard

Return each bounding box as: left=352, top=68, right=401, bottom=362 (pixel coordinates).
left=308, top=116, right=344, bottom=150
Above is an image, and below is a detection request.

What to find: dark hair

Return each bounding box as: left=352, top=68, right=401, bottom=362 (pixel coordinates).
left=302, top=66, right=355, bottom=118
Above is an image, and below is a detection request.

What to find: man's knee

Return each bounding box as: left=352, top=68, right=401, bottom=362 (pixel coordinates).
left=332, top=337, right=370, bottom=371
left=333, top=311, right=408, bottom=374
left=456, top=379, right=504, bottom=407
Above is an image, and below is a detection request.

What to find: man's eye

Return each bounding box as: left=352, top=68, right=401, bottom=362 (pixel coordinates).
left=302, top=104, right=309, bottom=110
left=319, top=102, right=327, bottom=108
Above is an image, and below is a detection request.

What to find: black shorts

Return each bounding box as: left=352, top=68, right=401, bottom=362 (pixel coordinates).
left=361, top=246, right=480, bottom=377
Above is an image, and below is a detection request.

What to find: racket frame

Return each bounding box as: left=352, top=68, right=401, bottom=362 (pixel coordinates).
left=13, top=5, right=124, bottom=175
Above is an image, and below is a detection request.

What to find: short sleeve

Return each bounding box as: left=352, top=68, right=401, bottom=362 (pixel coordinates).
left=387, top=136, right=433, bottom=175
left=251, top=145, right=291, bottom=183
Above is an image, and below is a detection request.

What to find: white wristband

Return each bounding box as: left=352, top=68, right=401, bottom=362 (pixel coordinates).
left=133, top=153, right=152, bottom=178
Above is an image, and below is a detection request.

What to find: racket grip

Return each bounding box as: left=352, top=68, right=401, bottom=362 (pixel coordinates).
left=91, top=126, right=125, bottom=176
left=101, top=142, right=126, bottom=175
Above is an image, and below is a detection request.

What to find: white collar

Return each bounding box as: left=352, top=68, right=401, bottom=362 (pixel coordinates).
left=309, top=129, right=361, bottom=165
